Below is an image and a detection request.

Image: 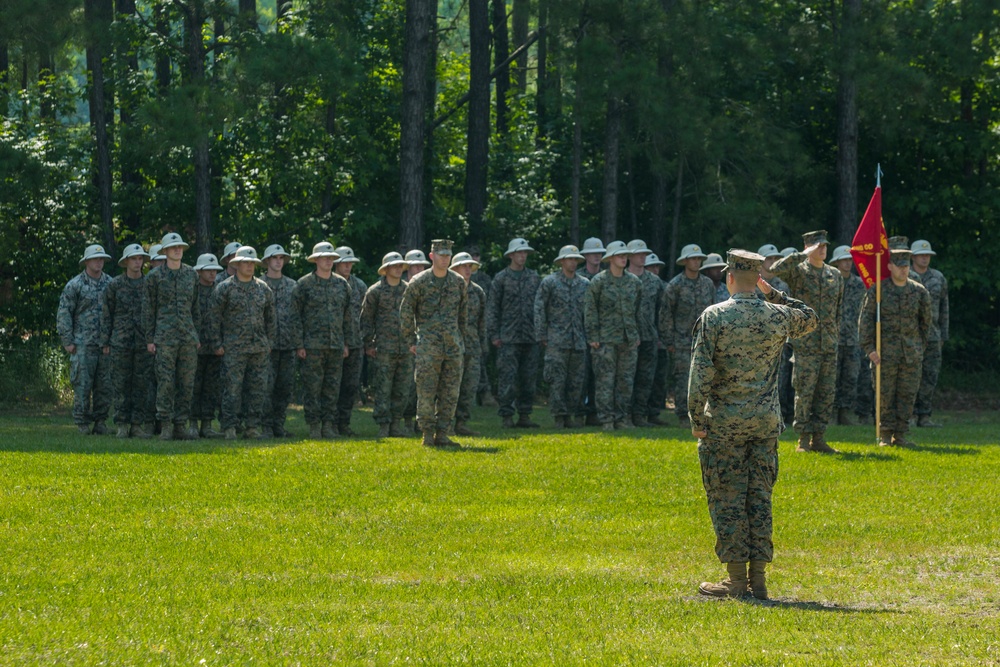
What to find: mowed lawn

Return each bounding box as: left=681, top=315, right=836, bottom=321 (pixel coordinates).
left=1, top=406, right=998, bottom=665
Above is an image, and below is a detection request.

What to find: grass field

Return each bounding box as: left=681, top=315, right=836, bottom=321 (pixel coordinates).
left=1, top=405, right=998, bottom=665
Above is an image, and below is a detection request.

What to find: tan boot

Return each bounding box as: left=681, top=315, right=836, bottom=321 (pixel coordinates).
left=517, top=414, right=540, bottom=428
left=321, top=422, right=339, bottom=439
left=916, top=414, right=941, bottom=428
left=224, top=427, right=238, bottom=440
left=421, top=430, right=436, bottom=447
left=796, top=433, right=811, bottom=452
left=308, top=422, right=323, bottom=440
left=435, top=431, right=461, bottom=448
left=199, top=420, right=221, bottom=439
left=878, top=429, right=893, bottom=447
left=389, top=419, right=407, bottom=437
left=699, top=562, right=749, bottom=598
left=892, top=432, right=917, bottom=447
left=749, top=560, right=768, bottom=600
left=130, top=424, right=151, bottom=439
left=553, top=416, right=566, bottom=428
left=116, top=424, right=130, bottom=439
left=810, top=432, right=838, bottom=454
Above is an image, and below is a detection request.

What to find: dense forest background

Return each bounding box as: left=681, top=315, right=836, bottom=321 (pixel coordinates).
left=1, top=0, right=998, bottom=400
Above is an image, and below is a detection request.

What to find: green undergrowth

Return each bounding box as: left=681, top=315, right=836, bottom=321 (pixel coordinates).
left=0, top=407, right=997, bottom=665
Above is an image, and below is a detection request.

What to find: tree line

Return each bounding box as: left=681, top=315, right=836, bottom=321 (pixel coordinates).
left=0, top=0, right=998, bottom=375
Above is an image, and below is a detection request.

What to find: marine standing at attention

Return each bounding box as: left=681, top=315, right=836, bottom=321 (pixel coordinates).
left=689, top=250, right=817, bottom=600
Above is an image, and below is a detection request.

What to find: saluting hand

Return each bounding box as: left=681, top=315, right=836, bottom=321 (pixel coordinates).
left=756, top=277, right=773, bottom=295
left=869, top=351, right=880, bottom=365
left=297, top=348, right=307, bottom=360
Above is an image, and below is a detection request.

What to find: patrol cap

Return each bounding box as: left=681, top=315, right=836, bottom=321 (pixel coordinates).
left=802, top=229, right=829, bottom=246
left=149, top=244, right=165, bottom=262
left=160, top=232, right=189, bottom=251
left=378, top=251, right=408, bottom=276
left=601, top=240, right=629, bottom=262
left=261, top=244, right=291, bottom=261
left=554, top=245, right=585, bottom=263
left=626, top=239, right=652, bottom=255
left=79, top=244, right=112, bottom=265
left=830, top=245, right=853, bottom=263
left=888, top=235, right=911, bottom=265
left=193, top=253, right=224, bottom=271
left=405, top=249, right=431, bottom=266
left=700, top=253, right=727, bottom=271
left=580, top=237, right=606, bottom=255
left=430, top=239, right=454, bottom=256
left=220, top=241, right=242, bottom=262
left=780, top=247, right=797, bottom=257
left=676, top=243, right=708, bottom=265
left=756, top=244, right=783, bottom=259
left=307, top=241, right=341, bottom=262
left=646, top=252, right=665, bottom=268
left=117, top=243, right=149, bottom=267
left=450, top=251, right=480, bottom=271
left=726, top=249, right=762, bottom=274
left=504, top=237, right=533, bottom=257
left=228, top=246, right=262, bottom=265
left=910, top=239, right=936, bottom=256
left=334, top=246, right=360, bottom=264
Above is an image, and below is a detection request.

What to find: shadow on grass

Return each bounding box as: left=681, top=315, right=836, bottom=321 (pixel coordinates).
left=829, top=450, right=900, bottom=462
left=908, top=444, right=979, bottom=455
left=747, top=597, right=900, bottom=614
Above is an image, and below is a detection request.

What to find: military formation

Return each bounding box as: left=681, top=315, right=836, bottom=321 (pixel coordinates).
left=60, top=229, right=949, bottom=453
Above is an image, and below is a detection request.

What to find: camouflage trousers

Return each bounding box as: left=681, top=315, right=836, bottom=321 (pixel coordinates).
left=631, top=340, right=658, bottom=418
left=791, top=349, right=838, bottom=434
left=671, top=343, right=693, bottom=418
left=583, top=347, right=597, bottom=416
left=264, top=349, right=296, bottom=432
left=542, top=347, right=585, bottom=418
left=593, top=342, right=638, bottom=424
left=456, top=351, right=481, bottom=423
left=496, top=342, right=538, bottom=417
left=109, top=346, right=151, bottom=425
left=371, top=351, right=414, bottom=424
left=649, top=347, right=669, bottom=418
left=876, top=356, right=922, bottom=434
left=414, top=348, right=463, bottom=432
left=778, top=344, right=793, bottom=423
left=404, top=374, right=417, bottom=420
left=300, top=348, right=344, bottom=425
left=834, top=344, right=861, bottom=410
left=337, top=347, right=363, bottom=427
left=477, top=349, right=491, bottom=395
left=698, top=436, right=778, bottom=563
left=154, top=343, right=197, bottom=425
left=855, top=350, right=874, bottom=419
left=220, top=351, right=268, bottom=430
left=192, top=353, right=221, bottom=422
left=914, top=340, right=942, bottom=417
left=70, top=344, right=112, bottom=426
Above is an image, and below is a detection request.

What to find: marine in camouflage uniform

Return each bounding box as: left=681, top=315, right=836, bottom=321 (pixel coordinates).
left=701, top=253, right=729, bottom=305
left=334, top=247, right=367, bottom=435
left=626, top=240, right=663, bottom=426
left=361, top=253, right=413, bottom=437
left=100, top=244, right=152, bottom=438
left=402, top=249, right=431, bottom=430
left=290, top=242, right=352, bottom=439
left=643, top=253, right=670, bottom=425
left=400, top=240, right=468, bottom=446
left=578, top=238, right=607, bottom=425
left=770, top=230, right=843, bottom=452
left=191, top=254, right=223, bottom=437
left=829, top=245, right=866, bottom=425
left=910, top=240, right=949, bottom=427
left=689, top=250, right=818, bottom=599
left=487, top=238, right=542, bottom=427
left=261, top=245, right=297, bottom=437
left=466, top=246, right=495, bottom=406
left=451, top=253, right=487, bottom=436
left=756, top=245, right=793, bottom=425
left=212, top=247, right=276, bottom=439
left=584, top=241, right=642, bottom=429
left=143, top=233, right=202, bottom=440
left=534, top=246, right=589, bottom=427
left=859, top=238, right=933, bottom=447
left=659, top=244, right=715, bottom=426
left=59, top=244, right=114, bottom=434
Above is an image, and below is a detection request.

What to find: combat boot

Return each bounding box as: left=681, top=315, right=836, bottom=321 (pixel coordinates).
left=260, top=426, right=274, bottom=439
left=92, top=422, right=109, bottom=436
left=435, top=431, right=461, bottom=448
left=377, top=423, right=391, bottom=438
left=517, top=414, right=540, bottom=428
left=174, top=423, right=198, bottom=440
left=243, top=427, right=263, bottom=440
left=308, top=422, right=323, bottom=440
left=602, top=422, right=615, bottom=432
left=389, top=419, right=407, bottom=437
left=224, top=427, right=238, bottom=440
left=917, top=414, right=941, bottom=428
left=481, top=392, right=499, bottom=407
left=339, top=423, right=355, bottom=436
left=77, top=424, right=92, bottom=435
left=585, top=413, right=602, bottom=427
left=837, top=408, right=855, bottom=426
left=116, top=424, right=130, bottom=439
left=454, top=421, right=478, bottom=436
left=699, top=562, right=750, bottom=598
left=877, top=429, right=893, bottom=447
left=748, top=560, right=768, bottom=600
left=321, top=422, right=339, bottom=439
left=421, top=430, right=436, bottom=447
left=159, top=427, right=173, bottom=442
left=810, top=432, right=839, bottom=454
left=130, top=424, right=151, bottom=439
left=632, top=414, right=650, bottom=428
left=796, top=433, right=812, bottom=452
left=553, top=416, right=566, bottom=429
left=199, top=420, right=221, bottom=439
left=647, top=414, right=668, bottom=426
left=502, top=415, right=515, bottom=429
left=892, top=432, right=917, bottom=448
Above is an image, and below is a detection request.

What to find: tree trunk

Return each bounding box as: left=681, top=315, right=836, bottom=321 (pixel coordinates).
left=399, top=0, right=434, bottom=249
left=834, top=0, right=860, bottom=245
left=85, top=0, right=116, bottom=258
left=184, top=0, right=212, bottom=252
left=155, top=5, right=171, bottom=93
left=465, top=0, right=490, bottom=236
left=239, top=0, right=257, bottom=31
left=512, top=0, right=529, bottom=94
left=535, top=0, right=548, bottom=145
left=115, top=0, right=142, bottom=240
left=601, top=95, right=622, bottom=243
left=423, top=0, right=439, bottom=224
left=669, top=158, right=683, bottom=278
left=491, top=0, right=509, bottom=136
left=0, top=43, right=8, bottom=115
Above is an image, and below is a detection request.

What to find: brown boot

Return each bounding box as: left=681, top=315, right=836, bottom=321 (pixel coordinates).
left=748, top=560, right=768, bottom=600
left=837, top=408, right=855, bottom=426
left=810, top=432, right=838, bottom=454
left=454, top=421, right=479, bottom=436
left=199, top=420, right=221, bottom=439
left=796, top=433, right=812, bottom=452
left=517, top=414, right=540, bottom=428
left=699, top=562, right=750, bottom=598
left=377, top=423, right=391, bottom=438
left=892, top=432, right=917, bottom=448
left=435, top=431, right=461, bottom=448
left=116, top=424, right=130, bottom=439
left=389, top=419, right=407, bottom=437
left=421, top=430, right=436, bottom=447
left=878, top=429, right=893, bottom=447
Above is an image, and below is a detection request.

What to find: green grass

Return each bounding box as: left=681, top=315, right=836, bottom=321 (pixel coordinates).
left=1, top=406, right=998, bottom=665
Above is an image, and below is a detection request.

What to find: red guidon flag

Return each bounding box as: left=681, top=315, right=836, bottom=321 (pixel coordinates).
left=851, top=186, right=889, bottom=288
